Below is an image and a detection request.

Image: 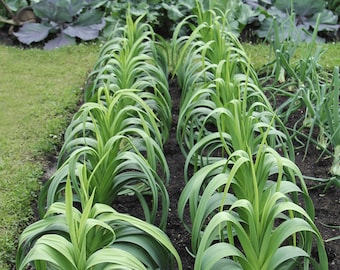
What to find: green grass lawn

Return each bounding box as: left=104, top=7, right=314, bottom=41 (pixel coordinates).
left=0, top=41, right=339, bottom=269
left=0, top=44, right=99, bottom=269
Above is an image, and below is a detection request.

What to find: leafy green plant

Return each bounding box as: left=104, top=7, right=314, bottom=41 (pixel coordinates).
left=0, top=0, right=31, bottom=27
left=13, top=0, right=106, bottom=49
left=327, top=0, right=340, bottom=16
left=251, top=0, right=339, bottom=42
left=103, top=0, right=179, bottom=38
left=196, top=0, right=257, bottom=36
left=17, top=175, right=182, bottom=269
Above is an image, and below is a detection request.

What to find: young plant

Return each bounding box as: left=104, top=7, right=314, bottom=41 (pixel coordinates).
left=17, top=173, right=182, bottom=269
left=269, top=41, right=340, bottom=183
left=318, top=67, right=340, bottom=179
left=261, top=23, right=339, bottom=159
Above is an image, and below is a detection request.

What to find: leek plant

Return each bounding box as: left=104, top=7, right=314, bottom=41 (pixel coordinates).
left=172, top=2, right=294, bottom=167
left=85, top=12, right=172, bottom=142
left=17, top=173, right=182, bottom=270
left=17, top=11, right=181, bottom=269
left=58, top=88, right=166, bottom=166
left=182, top=98, right=289, bottom=181
left=39, top=89, right=170, bottom=229
left=176, top=93, right=328, bottom=268
left=178, top=131, right=327, bottom=269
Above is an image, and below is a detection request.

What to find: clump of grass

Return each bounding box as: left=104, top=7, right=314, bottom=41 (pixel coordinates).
left=0, top=44, right=99, bottom=268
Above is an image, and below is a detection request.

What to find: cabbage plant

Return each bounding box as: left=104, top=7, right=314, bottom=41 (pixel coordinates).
left=253, top=0, right=339, bottom=42
left=13, top=0, right=105, bottom=49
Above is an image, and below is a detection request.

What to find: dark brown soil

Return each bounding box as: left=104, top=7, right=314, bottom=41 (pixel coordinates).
left=1, top=28, right=339, bottom=269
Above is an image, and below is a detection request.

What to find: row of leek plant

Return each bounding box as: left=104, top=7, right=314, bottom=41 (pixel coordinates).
left=173, top=1, right=328, bottom=269
left=16, top=13, right=182, bottom=270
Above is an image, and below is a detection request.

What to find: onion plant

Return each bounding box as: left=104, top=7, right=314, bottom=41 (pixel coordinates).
left=326, top=67, right=340, bottom=177
left=260, top=16, right=340, bottom=185
left=271, top=44, right=340, bottom=179
left=39, top=89, right=170, bottom=229
left=18, top=174, right=182, bottom=270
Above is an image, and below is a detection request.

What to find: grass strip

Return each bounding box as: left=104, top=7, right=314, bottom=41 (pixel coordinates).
left=0, top=44, right=99, bottom=269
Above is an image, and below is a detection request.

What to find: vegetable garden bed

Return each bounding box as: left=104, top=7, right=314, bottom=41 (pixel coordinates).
left=31, top=75, right=339, bottom=270
left=1, top=5, right=339, bottom=269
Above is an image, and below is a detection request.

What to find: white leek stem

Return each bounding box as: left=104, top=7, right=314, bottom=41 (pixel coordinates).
left=330, top=145, right=340, bottom=177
